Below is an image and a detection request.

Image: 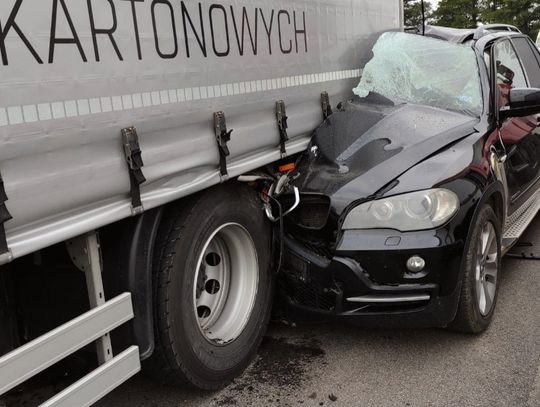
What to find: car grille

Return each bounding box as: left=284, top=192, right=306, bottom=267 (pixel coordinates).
left=286, top=194, right=331, bottom=230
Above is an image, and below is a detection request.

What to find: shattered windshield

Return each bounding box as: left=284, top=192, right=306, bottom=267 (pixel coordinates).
left=353, top=32, right=483, bottom=116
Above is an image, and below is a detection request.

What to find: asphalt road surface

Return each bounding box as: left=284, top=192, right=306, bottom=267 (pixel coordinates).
left=95, top=215, right=540, bottom=407
left=4, top=219, right=538, bottom=407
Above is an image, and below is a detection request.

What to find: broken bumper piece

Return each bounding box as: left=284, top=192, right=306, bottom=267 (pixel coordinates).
left=280, top=233, right=463, bottom=328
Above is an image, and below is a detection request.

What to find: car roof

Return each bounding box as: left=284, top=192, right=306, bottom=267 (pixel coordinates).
left=423, top=24, right=521, bottom=44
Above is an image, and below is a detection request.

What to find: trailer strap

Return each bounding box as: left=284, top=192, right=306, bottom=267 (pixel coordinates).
left=276, top=100, right=289, bottom=157
left=0, top=172, right=12, bottom=258
left=214, top=111, right=232, bottom=181
left=121, top=127, right=146, bottom=215
left=321, top=92, right=333, bottom=120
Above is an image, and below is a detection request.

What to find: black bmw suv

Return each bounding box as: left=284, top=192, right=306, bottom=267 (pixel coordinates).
left=277, top=28, right=540, bottom=334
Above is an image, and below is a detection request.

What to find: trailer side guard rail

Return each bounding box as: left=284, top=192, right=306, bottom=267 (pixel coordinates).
left=0, top=294, right=140, bottom=406
left=0, top=231, right=141, bottom=406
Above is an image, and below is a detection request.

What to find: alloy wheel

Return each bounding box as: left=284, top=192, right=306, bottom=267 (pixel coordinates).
left=475, top=221, right=498, bottom=316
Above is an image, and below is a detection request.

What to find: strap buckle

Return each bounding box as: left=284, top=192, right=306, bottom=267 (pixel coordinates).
left=214, top=111, right=233, bottom=181
left=276, top=100, right=289, bottom=157
left=121, top=127, right=146, bottom=214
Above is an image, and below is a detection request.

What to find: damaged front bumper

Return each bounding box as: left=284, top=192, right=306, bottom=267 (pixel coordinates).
left=280, top=229, right=464, bottom=328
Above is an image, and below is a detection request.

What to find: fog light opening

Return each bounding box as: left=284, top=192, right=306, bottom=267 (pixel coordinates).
left=406, top=256, right=426, bottom=273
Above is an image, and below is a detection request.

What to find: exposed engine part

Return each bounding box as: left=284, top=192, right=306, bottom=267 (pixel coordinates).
left=265, top=187, right=300, bottom=222
left=259, top=168, right=302, bottom=223
left=275, top=174, right=290, bottom=195
left=247, top=168, right=301, bottom=275
left=239, top=166, right=303, bottom=275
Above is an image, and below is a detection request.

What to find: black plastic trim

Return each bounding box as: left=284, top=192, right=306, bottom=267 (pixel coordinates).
left=101, top=206, right=163, bottom=361
left=127, top=207, right=163, bottom=360
left=0, top=172, right=12, bottom=256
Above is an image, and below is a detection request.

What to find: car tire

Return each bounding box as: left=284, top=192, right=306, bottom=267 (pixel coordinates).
left=449, top=204, right=502, bottom=334
left=144, top=183, right=273, bottom=390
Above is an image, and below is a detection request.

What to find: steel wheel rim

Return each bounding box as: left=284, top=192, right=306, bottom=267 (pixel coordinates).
left=475, top=221, right=498, bottom=316
left=193, top=223, right=259, bottom=344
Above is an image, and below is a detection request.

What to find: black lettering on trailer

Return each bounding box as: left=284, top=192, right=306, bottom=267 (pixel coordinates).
left=277, top=10, right=292, bottom=54
left=87, top=0, right=123, bottom=61
left=123, top=0, right=144, bottom=60
left=0, top=1, right=309, bottom=66
left=209, top=4, right=229, bottom=57
left=151, top=0, right=178, bottom=59
left=293, top=11, right=307, bottom=53
left=259, top=9, right=274, bottom=55
left=0, top=0, right=43, bottom=66
left=230, top=6, right=257, bottom=56
left=181, top=1, right=207, bottom=58
left=49, top=0, right=88, bottom=63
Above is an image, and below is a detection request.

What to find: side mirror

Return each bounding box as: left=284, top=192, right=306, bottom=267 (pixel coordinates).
left=500, top=87, right=540, bottom=119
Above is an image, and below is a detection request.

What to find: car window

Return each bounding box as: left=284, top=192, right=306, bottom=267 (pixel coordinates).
left=511, top=37, right=540, bottom=88
left=494, top=39, right=528, bottom=107
left=353, top=32, right=483, bottom=116
left=494, top=39, right=528, bottom=87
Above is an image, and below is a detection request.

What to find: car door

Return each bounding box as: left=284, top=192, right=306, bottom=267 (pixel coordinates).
left=493, top=36, right=540, bottom=214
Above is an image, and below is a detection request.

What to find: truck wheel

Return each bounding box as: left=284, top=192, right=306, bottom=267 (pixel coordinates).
left=144, top=183, right=273, bottom=389
left=450, top=204, right=501, bottom=334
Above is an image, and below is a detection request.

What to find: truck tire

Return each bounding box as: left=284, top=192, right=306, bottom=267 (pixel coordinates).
left=144, top=183, right=273, bottom=390
left=449, top=204, right=501, bottom=334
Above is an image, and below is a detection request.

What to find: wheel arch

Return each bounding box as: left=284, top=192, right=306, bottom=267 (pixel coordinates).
left=457, top=180, right=505, bottom=283
left=100, top=180, right=266, bottom=361
left=478, top=181, right=506, bottom=226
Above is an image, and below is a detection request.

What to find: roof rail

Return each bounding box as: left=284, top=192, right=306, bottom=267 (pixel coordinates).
left=482, top=23, right=521, bottom=33
left=473, top=26, right=486, bottom=41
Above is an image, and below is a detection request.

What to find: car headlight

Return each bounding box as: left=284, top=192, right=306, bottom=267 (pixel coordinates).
left=342, top=189, right=460, bottom=231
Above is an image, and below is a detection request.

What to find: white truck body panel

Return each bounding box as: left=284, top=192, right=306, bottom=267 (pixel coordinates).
left=0, top=0, right=403, bottom=263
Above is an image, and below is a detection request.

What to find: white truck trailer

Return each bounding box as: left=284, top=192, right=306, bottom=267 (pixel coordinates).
left=0, top=0, right=403, bottom=404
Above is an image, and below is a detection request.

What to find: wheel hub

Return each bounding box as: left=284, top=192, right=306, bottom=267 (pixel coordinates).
left=192, top=223, right=259, bottom=345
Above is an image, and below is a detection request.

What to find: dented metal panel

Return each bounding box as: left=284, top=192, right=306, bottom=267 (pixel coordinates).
left=0, top=0, right=402, bottom=263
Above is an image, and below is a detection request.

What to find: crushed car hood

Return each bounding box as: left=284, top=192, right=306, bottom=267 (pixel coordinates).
left=293, top=96, right=479, bottom=214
